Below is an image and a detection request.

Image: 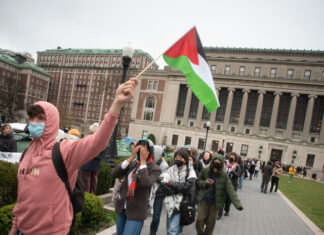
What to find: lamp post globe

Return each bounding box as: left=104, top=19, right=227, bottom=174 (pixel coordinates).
left=203, top=121, right=211, bottom=152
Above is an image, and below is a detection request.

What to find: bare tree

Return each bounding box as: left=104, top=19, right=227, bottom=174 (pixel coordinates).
left=2, top=75, right=24, bottom=122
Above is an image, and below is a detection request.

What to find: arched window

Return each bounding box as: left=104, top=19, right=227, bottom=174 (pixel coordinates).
left=145, top=97, right=155, bottom=108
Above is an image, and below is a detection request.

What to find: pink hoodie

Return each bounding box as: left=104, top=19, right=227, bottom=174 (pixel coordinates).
left=12, top=101, right=118, bottom=235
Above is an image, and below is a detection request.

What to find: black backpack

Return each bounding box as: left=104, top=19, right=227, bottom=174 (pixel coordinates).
left=20, top=142, right=85, bottom=223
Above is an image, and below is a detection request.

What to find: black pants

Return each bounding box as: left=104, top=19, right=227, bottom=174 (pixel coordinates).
left=270, top=176, right=279, bottom=192
left=261, top=178, right=270, bottom=192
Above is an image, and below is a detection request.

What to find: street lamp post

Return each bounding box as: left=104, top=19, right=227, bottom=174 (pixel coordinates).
left=203, top=121, right=211, bottom=152
left=106, top=44, right=134, bottom=163
left=258, top=145, right=263, bottom=159
left=292, top=150, right=297, bottom=164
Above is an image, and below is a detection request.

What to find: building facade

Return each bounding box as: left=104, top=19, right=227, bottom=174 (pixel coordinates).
left=0, top=51, right=51, bottom=123
left=37, top=48, right=158, bottom=135
left=129, top=47, right=324, bottom=171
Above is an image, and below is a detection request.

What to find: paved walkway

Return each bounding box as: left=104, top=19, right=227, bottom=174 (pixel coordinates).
left=141, top=177, right=314, bottom=235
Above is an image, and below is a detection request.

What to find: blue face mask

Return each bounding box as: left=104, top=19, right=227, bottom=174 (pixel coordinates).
left=28, top=122, right=45, bottom=138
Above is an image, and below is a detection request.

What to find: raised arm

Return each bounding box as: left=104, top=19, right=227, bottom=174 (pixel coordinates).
left=61, top=78, right=138, bottom=173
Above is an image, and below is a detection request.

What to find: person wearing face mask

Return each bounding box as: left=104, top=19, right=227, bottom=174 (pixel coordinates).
left=0, top=124, right=17, bottom=152
left=196, top=154, right=243, bottom=235
left=112, top=139, right=161, bottom=235
left=9, top=77, right=138, bottom=235
left=219, top=152, right=241, bottom=218
left=159, top=148, right=196, bottom=235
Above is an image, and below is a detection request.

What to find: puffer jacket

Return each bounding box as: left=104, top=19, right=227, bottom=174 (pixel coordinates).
left=0, top=133, right=17, bottom=152
left=197, top=154, right=242, bottom=210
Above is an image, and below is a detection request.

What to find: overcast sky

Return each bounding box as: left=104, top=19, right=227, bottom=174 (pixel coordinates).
left=1, top=0, right=324, bottom=68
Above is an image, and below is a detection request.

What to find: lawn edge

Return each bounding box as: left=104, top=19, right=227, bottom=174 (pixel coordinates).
left=278, top=190, right=324, bottom=235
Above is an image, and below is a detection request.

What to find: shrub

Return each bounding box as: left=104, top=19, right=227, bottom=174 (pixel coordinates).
left=114, top=157, right=128, bottom=167
left=96, top=162, right=113, bottom=195
left=0, top=160, right=18, bottom=207
left=81, top=192, right=104, bottom=229
left=0, top=204, right=15, bottom=234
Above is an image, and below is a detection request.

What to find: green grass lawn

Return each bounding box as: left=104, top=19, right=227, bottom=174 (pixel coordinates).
left=279, top=175, right=324, bottom=231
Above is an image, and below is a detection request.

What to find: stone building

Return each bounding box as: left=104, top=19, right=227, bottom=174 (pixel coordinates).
left=0, top=51, right=51, bottom=123
left=129, top=47, right=324, bottom=171
left=37, top=48, right=158, bottom=135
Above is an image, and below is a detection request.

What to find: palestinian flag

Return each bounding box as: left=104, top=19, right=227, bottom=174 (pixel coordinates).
left=163, top=27, right=220, bottom=112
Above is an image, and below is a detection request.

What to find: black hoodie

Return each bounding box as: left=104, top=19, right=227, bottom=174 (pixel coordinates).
left=0, top=133, right=17, bottom=152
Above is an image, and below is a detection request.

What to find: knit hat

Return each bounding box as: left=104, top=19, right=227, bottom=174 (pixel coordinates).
left=89, top=122, right=99, bottom=133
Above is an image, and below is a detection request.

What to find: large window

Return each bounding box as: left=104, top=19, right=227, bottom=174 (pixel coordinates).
left=304, top=70, right=311, bottom=80
left=211, top=65, right=217, bottom=73
left=276, top=93, right=291, bottom=129
left=198, top=138, right=205, bottom=150
left=270, top=68, right=277, bottom=78
left=184, top=136, right=191, bottom=146
left=145, top=96, right=155, bottom=108
left=215, top=88, right=228, bottom=122
left=254, top=67, right=261, bottom=77
left=189, top=94, right=199, bottom=118
left=226, top=142, right=233, bottom=153
left=176, top=84, right=188, bottom=117
left=244, top=90, right=258, bottom=125
left=211, top=140, right=219, bottom=152
left=310, top=96, right=324, bottom=133
left=172, top=135, right=179, bottom=146
left=287, top=69, right=294, bottom=80
left=240, top=144, right=249, bottom=157
left=293, top=95, right=308, bottom=131
left=239, top=66, right=245, bottom=76
left=260, top=92, right=275, bottom=127
left=224, top=66, right=231, bottom=75
left=229, top=89, right=243, bottom=124
left=306, top=154, right=315, bottom=167
left=144, top=111, right=153, bottom=121
left=202, top=106, right=210, bottom=120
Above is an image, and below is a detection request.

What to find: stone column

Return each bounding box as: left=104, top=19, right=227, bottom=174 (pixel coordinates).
left=196, top=101, right=204, bottom=128
left=285, top=93, right=299, bottom=139
left=209, top=88, right=219, bottom=129
left=302, top=94, right=317, bottom=141
left=253, top=90, right=265, bottom=135
left=268, top=91, right=281, bottom=136
left=183, top=87, right=192, bottom=126
left=319, top=111, right=324, bottom=144
left=223, top=88, right=235, bottom=131
left=238, top=89, right=250, bottom=133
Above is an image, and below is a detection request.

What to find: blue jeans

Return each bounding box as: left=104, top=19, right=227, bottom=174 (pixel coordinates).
left=116, top=209, right=144, bottom=235
left=254, top=170, right=259, bottom=178
left=166, top=212, right=183, bottom=235
left=150, top=195, right=165, bottom=232
left=238, top=174, right=244, bottom=190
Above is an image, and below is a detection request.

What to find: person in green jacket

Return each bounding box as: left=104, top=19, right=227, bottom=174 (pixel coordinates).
left=195, top=154, right=243, bottom=235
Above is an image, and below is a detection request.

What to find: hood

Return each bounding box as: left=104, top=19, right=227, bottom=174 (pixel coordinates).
left=153, top=145, right=163, bottom=163
left=33, top=101, right=59, bottom=148
left=209, top=154, right=225, bottom=172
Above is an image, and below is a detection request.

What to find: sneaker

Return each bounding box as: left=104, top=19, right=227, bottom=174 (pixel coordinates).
left=224, top=212, right=229, bottom=216
left=237, top=189, right=241, bottom=192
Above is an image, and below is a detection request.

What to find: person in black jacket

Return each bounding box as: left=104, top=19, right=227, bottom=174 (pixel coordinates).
left=260, top=161, right=273, bottom=193
left=81, top=122, right=104, bottom=194
left=0, top=124, right=17, bottom=152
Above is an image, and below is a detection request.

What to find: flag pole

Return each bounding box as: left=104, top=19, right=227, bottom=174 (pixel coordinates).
left=135, top=26, right=196, bottom=79
left=135, top=53, right=163, bottom=79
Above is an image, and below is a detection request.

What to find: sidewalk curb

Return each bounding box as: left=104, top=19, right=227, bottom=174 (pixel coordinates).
left=278, top=190, right=324, bottom=235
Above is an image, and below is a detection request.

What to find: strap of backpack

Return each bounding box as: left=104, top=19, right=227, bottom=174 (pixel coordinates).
left=19, top=148, right=29, bottom=163
left=51, top=142, right=73, bottom=199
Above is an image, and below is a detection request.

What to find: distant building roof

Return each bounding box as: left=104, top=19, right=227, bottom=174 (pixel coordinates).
left=38, top=48, right=156, bottom=61
left=0, top=53, right=51, bottom=77
left=204, top=47, right=324, bottom=56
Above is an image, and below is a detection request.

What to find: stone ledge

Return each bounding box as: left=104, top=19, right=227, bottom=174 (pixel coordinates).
left=96, top=225, right=116, bottom=235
